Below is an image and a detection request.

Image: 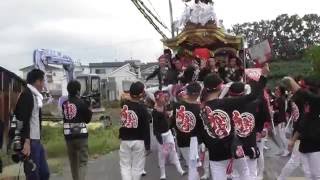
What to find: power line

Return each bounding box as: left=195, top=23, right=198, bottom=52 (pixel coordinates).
left=146, top=0, right=165, bottom=25
left=136, top=0, right=170, bottom=30
left=131, top=0, right=168, bottom=39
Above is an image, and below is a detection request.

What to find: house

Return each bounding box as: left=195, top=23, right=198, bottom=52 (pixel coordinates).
left=89, top=62, right=128, bottom=77
left=20, top=63, right=90, bottom=97
left=90, top=62, right=140, bottom=100
left=20, top=65, right=64, bottom=97
left=74, top=61, right=90, bottom=76
left=140, top=62, right=159, bottom=88
left=89, top=60, right=141, bottom=79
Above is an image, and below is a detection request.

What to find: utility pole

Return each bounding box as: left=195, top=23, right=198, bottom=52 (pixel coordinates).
left=169, top=0, right=174, bottom=38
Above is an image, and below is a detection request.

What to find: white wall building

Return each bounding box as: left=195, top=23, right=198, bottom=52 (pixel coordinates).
left=105, top=64, right=139, bottom=98
left=89, top=62, right=140, bottom=100
left=20, top=63, right=90, bottom=97
left=20, top=65, right=64, bottom=96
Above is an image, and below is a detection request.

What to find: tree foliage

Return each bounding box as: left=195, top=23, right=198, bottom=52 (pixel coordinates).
left=305, top=45, right=320, bottom=75
left=229, top=14, right=320, bottom=60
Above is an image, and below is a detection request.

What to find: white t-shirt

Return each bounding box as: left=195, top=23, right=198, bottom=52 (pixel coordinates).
left=30, top=95, right=41, bottom=140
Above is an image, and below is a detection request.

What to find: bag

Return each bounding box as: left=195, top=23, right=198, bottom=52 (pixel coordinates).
left=70, top=124, right=82, bottom=135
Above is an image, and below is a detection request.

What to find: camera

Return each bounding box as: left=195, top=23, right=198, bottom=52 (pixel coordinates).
left=9, top=116, right=23, bottom=152
left=81, top=95, right=92, bottom=106
left=9, top=116, right=37, bottom=173
left=81, top=93, right=100, bottom=108
left=11, top=153, right=36, bottom=173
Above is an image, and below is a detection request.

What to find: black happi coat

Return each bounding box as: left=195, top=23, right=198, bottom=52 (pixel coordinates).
left=119, top=100, right=151, bottom=150
left=62, top=97, right=92, bottom=140
left=200, top=76, right=267, bottom=161
left=232, top=99, right=267, bottom=159
left=152, top=109, right=171, bottom=144
left=291, top=89, right=320, bottom=153
left=172, top=101, right=203, bottom=148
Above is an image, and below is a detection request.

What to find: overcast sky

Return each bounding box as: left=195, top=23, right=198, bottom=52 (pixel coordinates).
left=1, top=0, right=320, bottom=73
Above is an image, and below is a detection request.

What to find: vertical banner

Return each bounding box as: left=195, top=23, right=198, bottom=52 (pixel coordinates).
left=248, top=40, right=272, bottom=66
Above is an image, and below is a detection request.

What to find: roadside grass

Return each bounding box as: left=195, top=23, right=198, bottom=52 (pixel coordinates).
left=42, top=124, right=119, bottom=174
left=42, top=124, right=120, bottom=158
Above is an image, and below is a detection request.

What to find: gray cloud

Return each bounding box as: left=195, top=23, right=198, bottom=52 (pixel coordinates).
left=1, top=0, right=319, bottom=74
left=0, top=0, right=164, bottom=73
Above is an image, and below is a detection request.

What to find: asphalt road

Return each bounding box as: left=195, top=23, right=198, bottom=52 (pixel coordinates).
left=51, top=134, right=305, bottom=180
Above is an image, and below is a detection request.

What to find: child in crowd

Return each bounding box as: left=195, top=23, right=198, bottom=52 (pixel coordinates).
left=152, top=90, right=186, bottom=180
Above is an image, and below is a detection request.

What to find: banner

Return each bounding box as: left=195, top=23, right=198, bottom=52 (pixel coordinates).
left=248, top=40, right=272, bottom=65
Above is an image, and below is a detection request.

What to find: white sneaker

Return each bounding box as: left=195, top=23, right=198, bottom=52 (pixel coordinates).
left=201, top=174, right=209, bottom=179
left=142, top=170, right=147, bottom=176
left=180, top=170, right=187, bottom=176
left=281, top=150, right=290, bottom=157
left=160, top=175, right=166, bottom=180
left=264, top=145, right=270, bottom=150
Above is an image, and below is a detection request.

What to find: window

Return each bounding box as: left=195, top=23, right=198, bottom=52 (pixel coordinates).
left=47, top=75, right=53, bottom=83
left=77, top=77, right=88, bottom=95
left=91, top=77, right=100, bottom=92
left=108, top=77, right=115, bottom=82
left=95, top=69, right=106, bottom=74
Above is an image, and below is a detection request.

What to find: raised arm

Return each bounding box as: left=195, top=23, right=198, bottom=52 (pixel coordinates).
left=146, top=67, right=160, bottom=81
left=282, top=76, right=320, bottom=104
left=222, top=64, right=269, bottom=109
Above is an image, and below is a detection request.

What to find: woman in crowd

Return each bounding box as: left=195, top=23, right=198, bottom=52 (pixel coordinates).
left=273, top=85, right=290, bottom=156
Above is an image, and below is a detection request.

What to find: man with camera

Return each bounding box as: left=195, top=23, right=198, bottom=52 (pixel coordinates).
left=14, top=69, right=50, bottom=180
left=62, top=80, right=92, bottom=180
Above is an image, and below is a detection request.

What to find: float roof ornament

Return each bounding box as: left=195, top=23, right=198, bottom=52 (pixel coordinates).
left=162, top=0, right=243, bottom=51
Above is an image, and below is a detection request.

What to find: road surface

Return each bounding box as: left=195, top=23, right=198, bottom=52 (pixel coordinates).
left=51, top=136, right=305, bottom=180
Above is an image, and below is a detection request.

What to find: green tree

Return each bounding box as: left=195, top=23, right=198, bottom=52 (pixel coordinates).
left=305, top=46, right=320, bottom=75
left=229, top=13, right=320, bottom=60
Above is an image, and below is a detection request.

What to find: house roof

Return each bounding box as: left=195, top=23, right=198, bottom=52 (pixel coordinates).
left=89, top=60, right=142, bottom=68
left=106, top=63, right=137, bottom=77
left=141, top=62, right=158, bottom=71
left=89, top=62, right=127, bottom=68
left=0, top=66, right=25, bottom=84
left=20, top=65, right=61, bottom=71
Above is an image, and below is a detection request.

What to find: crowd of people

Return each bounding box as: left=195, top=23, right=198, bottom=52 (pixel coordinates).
left=10, top=48, right=320, bottom=180
left=119, top=49, right=320, bottom=180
